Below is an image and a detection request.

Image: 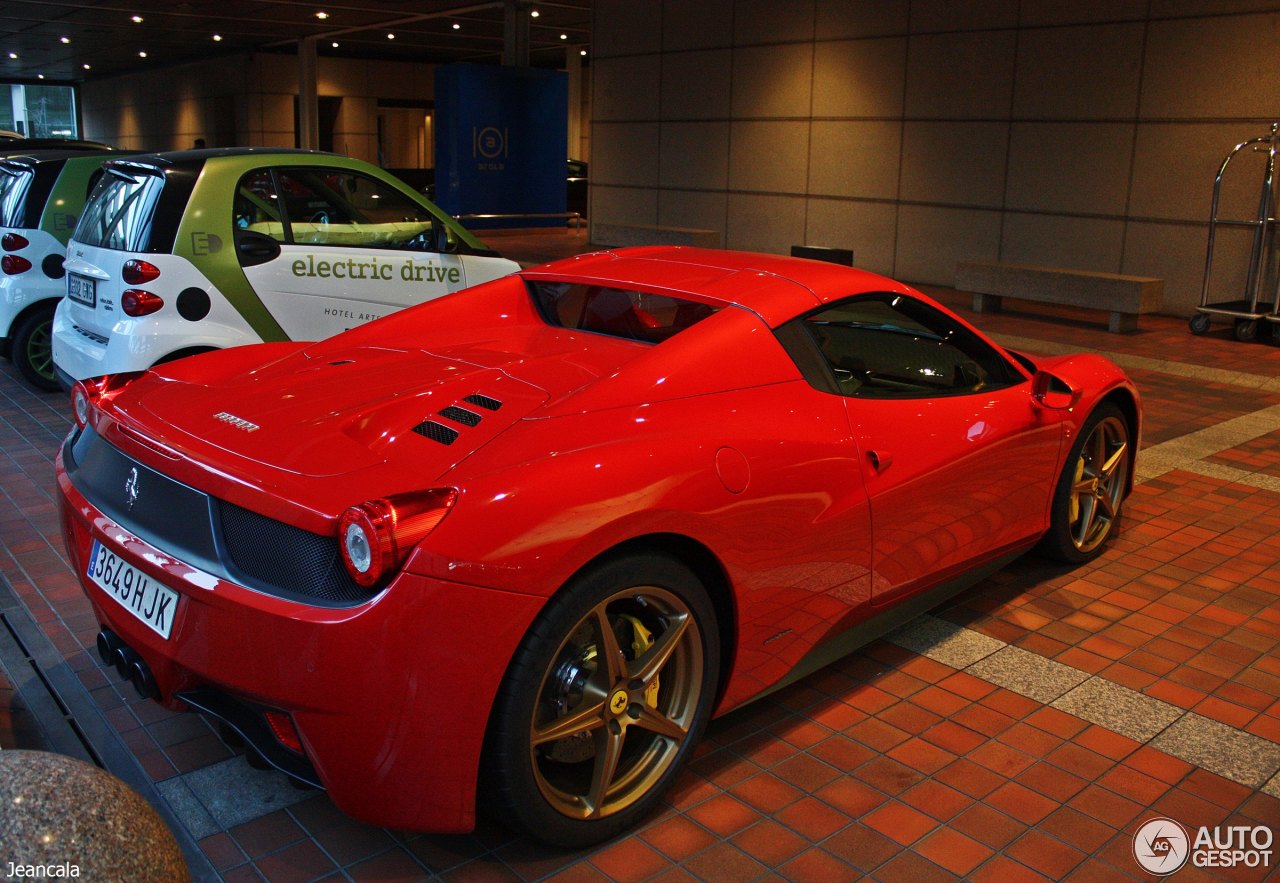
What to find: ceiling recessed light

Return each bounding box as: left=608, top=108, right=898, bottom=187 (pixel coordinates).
left=580, top=49, right=587, bottom=56
left=315, top=11, right=329, bottom=19
left=560, top=33, right=567, bottom=40
left=138, top=51, right=148, bottom=58
left=387, top=32, right=395, bottom=39
left=7, top=52, right=17, bottom=60
left=37, top=74, right=44, bottom=79
left=212, top=34, right=223, bottom=42
left=452, top=22, right=461, bottom=30
left=530, top=9, right=540, bottom=17
left=130, top=15, right=142, bottom=23
left=60, top=36, right=70, bottom=44
left=331, top=41, right=339, bottom=48
left=83, top=63, right=91, bottom=69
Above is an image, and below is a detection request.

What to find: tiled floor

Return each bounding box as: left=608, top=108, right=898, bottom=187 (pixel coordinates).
left=3, top=234, right=1280, bottom=881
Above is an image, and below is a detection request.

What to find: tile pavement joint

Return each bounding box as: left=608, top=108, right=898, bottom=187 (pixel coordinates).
left=890, top=615, right=1280, bottom=791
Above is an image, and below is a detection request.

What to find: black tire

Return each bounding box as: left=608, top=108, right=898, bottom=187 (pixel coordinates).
left=1234, top=319, right=1258, bottom=342
left=1188, top=313, right=1211, bottom=335
left=11, top=303, right=58, bottom=391
left=483, top=553, right=719, bottom=847
left=1040, top=403, right=1131, bottom=564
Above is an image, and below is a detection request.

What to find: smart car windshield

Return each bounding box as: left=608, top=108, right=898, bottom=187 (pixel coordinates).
left=0, top=162, right=33, bottom=227
left=528, top=280, right=721, bottom=344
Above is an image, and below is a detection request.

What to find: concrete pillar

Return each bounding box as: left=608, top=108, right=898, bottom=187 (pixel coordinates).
left=297, top=36, right=319, bottom=149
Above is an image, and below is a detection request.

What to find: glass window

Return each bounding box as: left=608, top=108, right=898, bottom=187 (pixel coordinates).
left=263, top=168, right=439, bottom=250
left=0, top=163, right=34, bottom=227
left=234, top=170, right=286, bottom=240
left=73, top=166, right=164, bottom=251
left=796, top=293, right=1021, bottom=398
left=529, top=281, right=720, bottom=344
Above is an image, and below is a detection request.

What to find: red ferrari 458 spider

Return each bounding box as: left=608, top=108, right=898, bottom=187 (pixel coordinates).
left=57, top=247, right=1139, bottom=845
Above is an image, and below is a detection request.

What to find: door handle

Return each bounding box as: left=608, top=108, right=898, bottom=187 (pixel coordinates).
left=867, top=450, right=893, bottom=473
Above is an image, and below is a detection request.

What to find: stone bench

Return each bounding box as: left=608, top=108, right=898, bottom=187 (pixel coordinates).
left=955, top=260, right=1164, bottom=333
left=592, top=223, right=721, bottom=250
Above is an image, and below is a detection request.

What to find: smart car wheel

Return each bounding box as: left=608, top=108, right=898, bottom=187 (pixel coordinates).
left=12, top=303, right=58, bottom=391
left=484, top=554, right=719, bottom=847
left=1042, top=403, right=1130, bottom=563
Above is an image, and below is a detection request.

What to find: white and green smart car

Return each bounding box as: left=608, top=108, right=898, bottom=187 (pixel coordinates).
left=52, top=148, right=520, bottom=386
left=1, top=149, right=115, bottom=389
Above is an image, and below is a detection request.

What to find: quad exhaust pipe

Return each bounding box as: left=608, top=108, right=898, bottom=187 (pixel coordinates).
left=96, top=628, right=157, bottom=700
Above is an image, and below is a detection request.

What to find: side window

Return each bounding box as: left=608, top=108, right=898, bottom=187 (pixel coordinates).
left=234, top=170, right=285, bottom=241
left=796, top=293, right=1021, bottom=398
left=272, top=168, right=438, bottom=250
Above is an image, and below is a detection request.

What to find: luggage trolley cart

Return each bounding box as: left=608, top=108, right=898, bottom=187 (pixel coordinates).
left=1190, top=122, right=1279, bottom=342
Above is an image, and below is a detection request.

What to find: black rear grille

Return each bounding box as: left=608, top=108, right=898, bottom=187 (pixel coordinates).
left=218, top=502, right=368, bottom=604
left=438, top=405, right=481, bottom=427
left=464, top=394, right=502, bottom=411
left=413, top=420, right=458, bottom=445
left=64, top=425, right=374, bottom=608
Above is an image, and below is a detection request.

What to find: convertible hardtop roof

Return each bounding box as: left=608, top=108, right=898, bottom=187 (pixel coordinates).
left=521, top=246, right=915, bottom=328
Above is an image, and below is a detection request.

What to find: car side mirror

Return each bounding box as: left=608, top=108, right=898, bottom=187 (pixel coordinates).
left=1033, top=370, right=1081, bottom=410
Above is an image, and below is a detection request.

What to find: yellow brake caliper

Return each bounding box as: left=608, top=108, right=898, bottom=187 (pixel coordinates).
left=620, top=614, right=661, bottom=708
left=1070, top=456, right=1085, bottom=524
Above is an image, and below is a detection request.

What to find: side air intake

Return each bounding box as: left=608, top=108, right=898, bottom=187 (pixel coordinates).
left=412, top=420, right=459, bottom=445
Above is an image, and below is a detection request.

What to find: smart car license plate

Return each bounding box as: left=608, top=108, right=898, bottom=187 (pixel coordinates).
left=87, top=540, right=178, bottom=639
left=67, top=273, right=96, bottom=308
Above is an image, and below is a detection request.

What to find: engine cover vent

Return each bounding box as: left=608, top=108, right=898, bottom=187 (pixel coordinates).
left=463, top=393, right=503, bottom=411
left=413, top=420, right=459, bottom=445
left=439, top=405, right=481, bottom=427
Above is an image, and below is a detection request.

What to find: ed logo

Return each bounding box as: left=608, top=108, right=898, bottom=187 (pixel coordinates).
left=191, top=232, right=222, bottom=255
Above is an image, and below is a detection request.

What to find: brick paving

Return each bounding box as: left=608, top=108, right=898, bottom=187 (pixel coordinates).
left=3, top=234, right=1280, bottom=880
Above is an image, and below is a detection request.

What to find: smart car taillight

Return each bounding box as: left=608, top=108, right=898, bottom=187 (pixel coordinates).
left=338, top=489, right=457, bottom=588
left=1, top=233, right=28, bottom=251
left=121, top=259, right=160, bottom=284
left=71, top=373, right=145, bottom=429
left=1, top=254, right=31, bottom=274
left=121, top=289, right=163, bottom=316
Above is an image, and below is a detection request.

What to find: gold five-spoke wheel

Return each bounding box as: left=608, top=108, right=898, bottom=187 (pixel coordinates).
left=531, top=586, right=703, bottom=820
left=486, top=554, right=718, bottom=847
left=1067, top=414, right=1129, bottom=554
left=1042, top=403, right=1132, bottom=563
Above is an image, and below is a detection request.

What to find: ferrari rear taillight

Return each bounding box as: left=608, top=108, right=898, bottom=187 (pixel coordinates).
left=1, top=233, right=29, bottom=251
left=121, top=259, right=160, bottom=285
left=70, top=372, right=145, bottom=428
left=121, top=289, right=164, bottom=316
left=1, top=254, right=31, bottom=274
left=338, top=489, right=457, bottom=588
left=71, top=381, right=93, bottom=428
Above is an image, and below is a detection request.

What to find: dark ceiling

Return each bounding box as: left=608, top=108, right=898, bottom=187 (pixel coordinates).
left=0, top=0, right=591, bottom=83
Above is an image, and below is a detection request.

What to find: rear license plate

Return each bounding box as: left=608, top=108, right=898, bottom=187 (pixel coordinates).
left=87, top=540, right=179, bottom=639
left=67, top=273, right=97, bottom=308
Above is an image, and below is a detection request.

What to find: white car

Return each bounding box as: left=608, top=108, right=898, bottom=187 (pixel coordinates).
left=0, top=150, right=114, bottom=388
left=53, top=147, right=519, bottom=386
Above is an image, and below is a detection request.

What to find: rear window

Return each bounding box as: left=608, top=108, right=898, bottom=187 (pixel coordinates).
left=0, top=163, right=33, bottom=227
left=73, top=165, right=164, bottom=251
left=529, top=281, right=720, bottom=344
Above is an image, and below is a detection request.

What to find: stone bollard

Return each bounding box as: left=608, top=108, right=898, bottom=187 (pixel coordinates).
left=0, top=750, right=191, bottom=882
